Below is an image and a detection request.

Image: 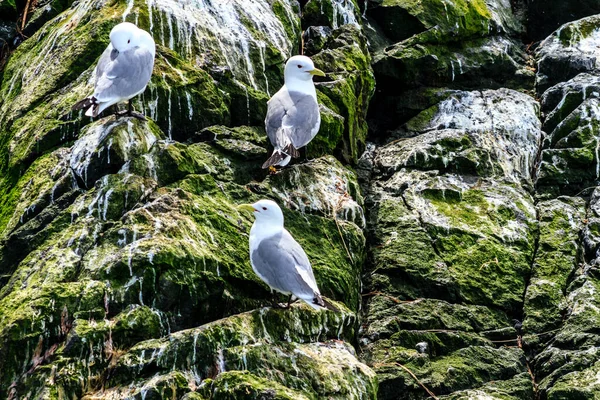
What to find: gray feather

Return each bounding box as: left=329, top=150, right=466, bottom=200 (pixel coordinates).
left=265, top=89, right=320, bottom=150
left=251, top=230, right=319, bottom=298
left=93, top=46, right=154, bottom=102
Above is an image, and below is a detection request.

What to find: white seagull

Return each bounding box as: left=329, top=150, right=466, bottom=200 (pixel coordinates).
left=262, top=55, right=325, bottom=169
left=73, top=22, right=155, bottom=120
left=238, top=199, right=337, bottom=311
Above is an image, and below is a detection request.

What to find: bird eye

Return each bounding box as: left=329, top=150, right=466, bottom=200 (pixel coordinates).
left=297, top=64, right=302, bottom=69
left=127, top=39, right=130, bottom=44
left=262, top=207, right=267, bottom=210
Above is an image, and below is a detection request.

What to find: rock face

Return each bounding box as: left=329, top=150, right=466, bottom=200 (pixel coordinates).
left=0, top=0, right=375, bottom=398
left=1, top=0, right=600, bottom=399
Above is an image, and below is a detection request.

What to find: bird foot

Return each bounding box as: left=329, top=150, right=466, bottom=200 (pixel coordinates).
left=129, top=111, right=147, bottom=121
left=272, top=302, right=291, bottom=309
left=114, top=110, right=146, bottom=121
left=268, top=166, right=278, bottom=175
left=298, top=157, right=313, bottom=165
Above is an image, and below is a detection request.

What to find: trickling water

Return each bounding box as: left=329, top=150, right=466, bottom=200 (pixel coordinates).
left=102, top=188, right=114, bottom=220
left=2, top=0, right=100, bottom=111
left=70, top=120, right=121, bottom=185
left=331, top=0, right=360, bottom=29
left=142, top=0, right=296, bottom=92
left=192, top=333, right=199, bottom=365
left=185, top=91, right=193, bottom=120
left=106, top=138, right=113, bottom=164
left=143, top=153, right=158, bottom=181
left=216, top=348, right=226, bottom=373
left=127, top=229, right=139, bottom=276
left=117, top=229, right=127, bottom=247
left=122, top=0, right=135, bottom=21
left=138, top=278, right=145, bottom=305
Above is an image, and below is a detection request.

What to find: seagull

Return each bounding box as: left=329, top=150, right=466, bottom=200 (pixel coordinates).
left=72, top=22, right=155, bottom=120
left=262, top=55, right=325, bottom=169
left=238, top=199, right=337, bottom=311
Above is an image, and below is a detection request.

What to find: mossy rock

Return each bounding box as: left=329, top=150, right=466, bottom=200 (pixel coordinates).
left=540, top=73, right=600, bottom=134
left=537, top=97, right=600, bottom=196
left=523, top=197, right=586, bottom=339
left=373, top=345, right=527, bottom=400
left=302, top=0, right=362, bottom=30
left=199, top=371, right=310, bottom=400
left=365, top=173, right=536, bottom=311
left=374, top=35, right=533, bottom=94
left=535, top=14, right=600, bottom=94
left=438, top=372, right=534, bottom=399
left=96, top=307, right=377, bottom=399
left=367, top=0, right=523, bottom=45
left=310, top=24, right=375, bottom=164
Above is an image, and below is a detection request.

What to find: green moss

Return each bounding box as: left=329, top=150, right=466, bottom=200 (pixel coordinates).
left=145, top=46, right=230, bottom=140
left=223, top=342, right=377, bottom=399
left=440, top=237, right=530, bottom=310
left=200, top=371, right=310, bottom=400
left=111, top=306, right=356, bottom=382
left=439, top=373, right=534, bottom=399
left=556, top=17, right=600, bottom=47
left=0, top=2, right=373, bottom=398
left=547, top=363, right=600, bottom=399
left=379, top=0, right=492, bottom=41
left=309, top=94, right=345, bottom=159
left=0, top=149, right=68, bottom=237
left=272, top=0, right=301, bottom=44
left=377, top=35, right=533, bottom=91
left=368, top=179, right=536, bottom=312
left=312, top=24, right=375, bottom=164
left=0, top=1, right=120, bottom=172
left=374, top=345, right=526, bottom=399
left=364, top=297, right=510, bottom=340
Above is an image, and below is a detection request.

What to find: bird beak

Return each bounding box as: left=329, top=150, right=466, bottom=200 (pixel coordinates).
left=309, top=68, right=326, bottom=77
left=237, top=204, right=256, bottom=213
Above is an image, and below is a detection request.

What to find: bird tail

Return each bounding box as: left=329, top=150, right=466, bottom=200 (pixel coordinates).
left=312, top=294, right=339, bottom=312
left=283, top=143, right=300, bottom=158
left=262, top=150, right=287, bottom=169
left=261, top=144, right=300, bottom=169
left=72, top=96, right=100, bottom=117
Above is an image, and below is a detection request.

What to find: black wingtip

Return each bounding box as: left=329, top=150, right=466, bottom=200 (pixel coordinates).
left=283, top=143, right=300, bottom=158
left=314, top=294, right=339, bottom=312
left=262, top=150, right=285, bottom=169
left=72, top=96, right=97, bottom=112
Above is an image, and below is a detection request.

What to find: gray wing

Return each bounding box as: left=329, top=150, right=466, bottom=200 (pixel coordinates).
left=251, top=230, right=319, bottom=297
left=265, top=89, right=320, bottom=149
left=94, top=47, right=155, bottom=102
left=94, top=44, right=114, bottom=81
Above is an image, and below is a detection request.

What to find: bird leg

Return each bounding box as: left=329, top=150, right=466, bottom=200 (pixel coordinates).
left=127, top=100, right=147, bottom=121
left=271, top=294, right=297, bottom=309
left=115, top=101, right=147, bottom=121
left=271, top=293, right=283, bottom=309
left=112, top=104, right=122, bottom=118
left=300, top=146, right=308, bottom=163
left=286, top=295, right=298, bottom=308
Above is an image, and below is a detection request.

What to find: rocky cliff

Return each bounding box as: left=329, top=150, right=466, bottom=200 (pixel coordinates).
left=1, top=0, right=600, bottom=399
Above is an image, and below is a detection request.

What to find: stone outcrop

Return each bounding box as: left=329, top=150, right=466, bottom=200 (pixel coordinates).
left=2, top=0, right=600, bottom=399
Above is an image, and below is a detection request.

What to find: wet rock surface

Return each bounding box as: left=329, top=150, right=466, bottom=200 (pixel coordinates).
left=1, top=0, right=600, bottom=399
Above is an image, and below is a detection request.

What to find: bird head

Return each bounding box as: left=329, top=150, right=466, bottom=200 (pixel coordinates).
left=109, top=22, right=139, bottom=52
left=238, top=199, right=284, bottom=226
left=284, top=55, right=325, bottom=83
left=109, top=22, right=155, bottom=56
